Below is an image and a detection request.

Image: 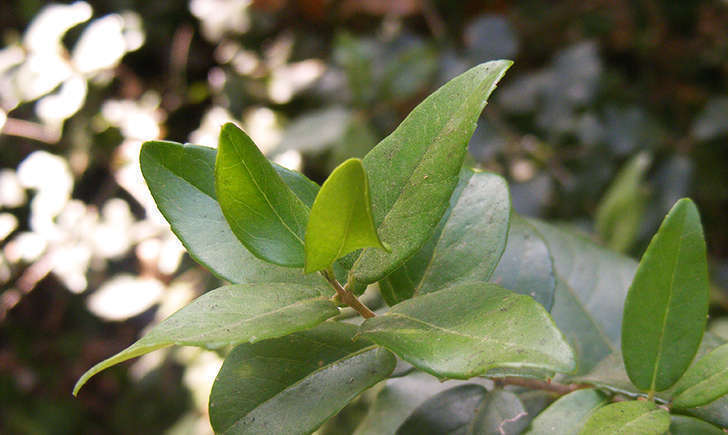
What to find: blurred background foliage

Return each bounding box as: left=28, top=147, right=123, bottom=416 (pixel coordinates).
left=1, top=0, right=727, bottom=433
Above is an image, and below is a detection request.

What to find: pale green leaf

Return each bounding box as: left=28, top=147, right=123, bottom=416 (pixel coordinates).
left=358, top=282, right=575, bottom=379
left=305, top=158, right=386, bottom=273
left=73, top=283, right=338, bottom=396
left=209, top=322, right=395, bottom=434
left=379, top=169, right=510, bottom=305
left=216, top=122, right=310, bottom=267
left=579, top=401, right=670, bottom=435
left=349, top=60, right=512, bottom=290
left=672, top=343, right=728, bottom=409
left=525, top=389, right=608, bottom=435
left=622, top=198, right=709, bottom=392
left=140, top=140, right=323, bottom=285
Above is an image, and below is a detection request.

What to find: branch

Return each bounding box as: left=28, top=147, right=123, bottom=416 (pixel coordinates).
left=321, top=269, right=376, bottom=319
left=494, top=376, right=589, bottom=395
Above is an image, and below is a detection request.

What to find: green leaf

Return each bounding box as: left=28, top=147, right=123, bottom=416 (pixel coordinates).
left=216, top=122, right=311, bottom=267
left=595, top=152, right=651, bottom=253
left=491, top=215, right=555, bottom=311
left=305, top=158, right=386, bottom=273
left=140, top=140, right=323, bottom=285
left=378, top=169, right=510, bottom=305
left=668, top=415, right=723, bottom=435
left=470, top=390, right=529, bottom=435
left=622, top=198, right=709, bottom=392
left=528, top=219, right=637, bottom=374
left=580, top=401, right=670, bottom=435
left=73, top=283, right=338, bottom=396
left=525, top=389, right=608, bottom=435
left=208, top=322, right=396, bottom=434
left=672, top=343, right=728, bottom=409
left=348, top=60, right=512, bottom=290
left=354, top=372, right=487, bottom=435
left=396, top=384, right=487, bottom=435
left=358, top=282, right=575, bottom=379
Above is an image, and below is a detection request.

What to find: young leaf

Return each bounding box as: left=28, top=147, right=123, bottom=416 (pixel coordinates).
left=216, top=122, right=310, bottom=267
left=304, top=158, right=386, bottom=273
left=379, top=169, right=510, bottom=305
left=524, top=389, right=608, bottom=435
left=348, top=60, right=513, bottom=290
left=622, top=198, right=709, bottom=392
left=595, top=152, right=651, bottom=253
left=668, top=415, right=724, bottom=435
left=358, top=282, right=575, bottom=379
left=73, top=283, right=338, bottom=396
left=528, top=219, right=637, bottom=374
left=469, top=390, right=529, bottom=435
left=140, top=140, right=323, bottom=285
left=579, top=401, right=670, bottom=435
left=672, top=343, right=728, bottom=409
left=491, top=215, right=555, bottom=311
left=208, top=322, right=396, bottom=434
left=396, top=384, right=487, bottom=435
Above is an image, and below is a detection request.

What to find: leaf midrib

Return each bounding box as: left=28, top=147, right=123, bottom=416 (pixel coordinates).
left=224, top=128, right=305, bottom=246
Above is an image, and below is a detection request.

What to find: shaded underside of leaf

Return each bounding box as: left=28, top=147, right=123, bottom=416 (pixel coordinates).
left=305, top=158, right=385, bottom=273
left=621, top=198, right=709, bottom=392
left=216, top=122, right=310, bottom=267
left=73, top=283, right=338, bottom=395
left=668, top=415, right=724, bottom=435
left=469, top=389, right=529, bottom=435
left=140, top=140, right=323, bottom=285
left=672, top=343, right=728, bottom=409
left=396, top=384, right=487, bottom=435
left=524, top=389, right=608, bottom=435
left=359, top=282, right=575, bottom=379
left=349, top=60, right=513, bottom=289
left=209, top=322, right=396, bottom=434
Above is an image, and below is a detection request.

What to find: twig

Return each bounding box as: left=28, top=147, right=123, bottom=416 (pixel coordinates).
left=496, top=376, right=589, bottom=395
left=321, top=269, right=376, bottom=319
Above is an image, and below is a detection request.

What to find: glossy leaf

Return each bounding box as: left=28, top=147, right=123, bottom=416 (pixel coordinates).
left=209, top=322, right=396, bottom=434
left=595, top=152, right=651, bottom=253
left=528, top=219, right=637, bottom=374
left=672, top=343, right=728, bottom=409
left=396, top=384, right=487, bottom=435
left=348, top=60, right=512, bottom=290
left=579, top=401, right=670, bottom=435
left=305, top=158, right=386, bottom=273
left=668, top=415, right=723, bottom=435
left=216, top=122, right=310, bottom=267
left=358, top=282, right=575, bottom=379
left=140, top=140, right=324, bottom=285
left=622, top=198, right=709, bottom=392
left=470, top=390, right=529, bottom=435
left=525, top=389, right=608, bottom=435
left=379, top=169, right=510, bottom=305
left=491, top=215, right=555, bottom=310
left=73, top=283, right=338, bottom=395
left=354, top=372, right=488, bottom=435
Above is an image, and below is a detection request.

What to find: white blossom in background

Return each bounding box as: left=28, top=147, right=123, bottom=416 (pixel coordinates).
left=0, top=213, right=18, bottom=243
left=189, top=106, right=235, bottom=148
left=190, top=0, right=251, bottom=42
left=242, top=107, right=283, bottom=154
left=268, top=59, right=326, bottom=104
left=0, top=169, right=26, bottom=208
left=87, top=274, right=165, bottom=321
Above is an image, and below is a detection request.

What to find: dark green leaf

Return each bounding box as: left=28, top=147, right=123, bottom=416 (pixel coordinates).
left=668, top=415, right=723, bottom=435
left=209, top=322, right=395, bottom=434
left=580, top=401, right=670, bottom=435
left=470, top=390, right=529, bottom=435
left=491, top=215, right=555, bottom=310
left=73, top=283, right=338, bottom=396
left=305, top=158, right=386, bottom=273
left=622, top=198, right=709, bottom=392
left=140, top=140, right=323, bottom=285
left=672, top=343, right=728, bottom=409
left=348, top=60, right=512, bottom=290
left=528, top=219, right=637, bottom=374
left=216, top=122, right=310, bottom=267
left=525, top=389, right=608, bottom=435
left=595, top=152, right=651, bottom=253
left=379, top=169, right=510, bottom=305
left=359, top=282, right=575, bottom=379
left=396, top=384, right=487, bottom=435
